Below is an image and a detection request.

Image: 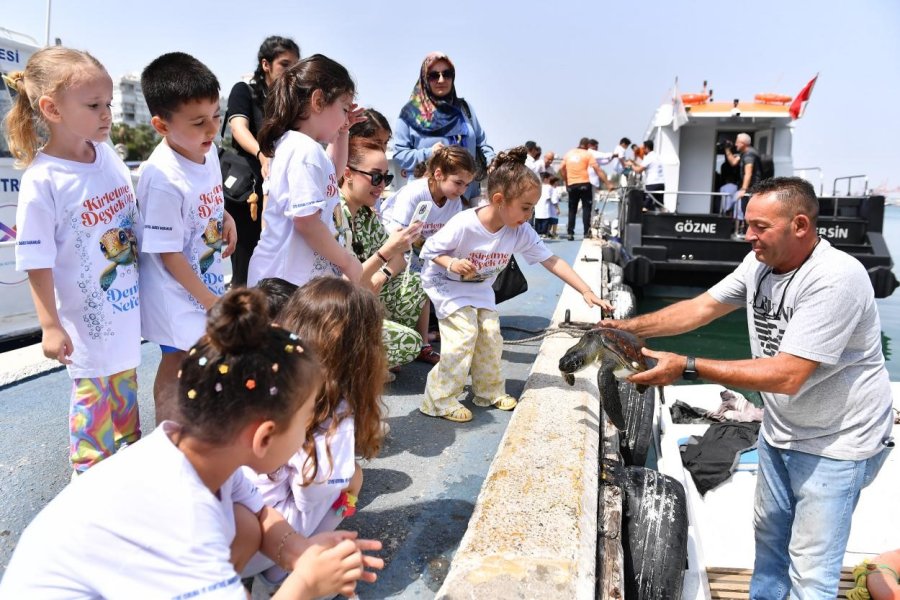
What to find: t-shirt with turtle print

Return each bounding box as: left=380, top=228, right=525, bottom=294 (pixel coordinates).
left=15, top=142, right=141, bottom=379
left=137, top=141, right=225, bottom=351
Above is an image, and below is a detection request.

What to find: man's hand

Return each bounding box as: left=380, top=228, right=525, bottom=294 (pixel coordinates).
left=627, top=348, right=686, bottom=387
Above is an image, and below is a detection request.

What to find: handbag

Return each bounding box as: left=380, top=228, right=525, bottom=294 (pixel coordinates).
left=493, top=255, right=528, bottom=304
left=219, top=82, right=262, bottom=215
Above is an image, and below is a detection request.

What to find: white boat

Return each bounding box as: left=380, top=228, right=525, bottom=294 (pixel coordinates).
left=651, top=383, right=899, bottom=599
left=612, top=84, right=898, bottom=298
left=0, top=28, right=40, bottom=342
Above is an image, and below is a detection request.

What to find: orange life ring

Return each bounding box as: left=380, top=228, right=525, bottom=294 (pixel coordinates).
left=680, top=93, right=709, bottom=105
left=754, top=93, right=792, bottom=105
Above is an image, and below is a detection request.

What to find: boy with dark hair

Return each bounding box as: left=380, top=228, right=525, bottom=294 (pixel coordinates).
left=137, top=52, right=236, bottom=424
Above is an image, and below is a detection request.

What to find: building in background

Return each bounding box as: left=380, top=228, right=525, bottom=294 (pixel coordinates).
left=111, top=73, right=151, bottom=127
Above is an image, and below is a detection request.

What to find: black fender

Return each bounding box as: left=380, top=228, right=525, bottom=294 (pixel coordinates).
left=618, top=382, right=655, bottom=467
left=622, top=466, right=689, bottom=600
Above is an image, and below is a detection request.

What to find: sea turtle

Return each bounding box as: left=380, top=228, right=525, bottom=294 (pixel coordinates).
left=558, top=327, right=658, bottom=394
left=99, top=227, right=138, bottom=291
left=199, top=218, right=223, bottom=274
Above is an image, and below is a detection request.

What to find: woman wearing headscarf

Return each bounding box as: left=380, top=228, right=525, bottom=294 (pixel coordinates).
left=224, top=35, right=300, bottom=286
left=393, top=52, right=494, bottom=202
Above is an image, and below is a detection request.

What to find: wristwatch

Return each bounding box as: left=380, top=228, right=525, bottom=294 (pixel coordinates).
left=682, top=356, right=699, bottom=381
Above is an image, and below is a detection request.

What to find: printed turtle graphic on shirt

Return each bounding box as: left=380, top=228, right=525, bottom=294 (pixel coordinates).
left=99, top=227, right=138, bottom=291
left=199, top=218, right=223, bottom=274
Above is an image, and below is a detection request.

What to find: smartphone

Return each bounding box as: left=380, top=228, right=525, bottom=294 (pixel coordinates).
left=408, top=201, right=433, bottom=227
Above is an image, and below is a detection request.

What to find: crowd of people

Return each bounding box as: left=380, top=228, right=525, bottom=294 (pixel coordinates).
left=1, top=34, right=896, bottom=600
left=0, top=38, right=611, bottom=597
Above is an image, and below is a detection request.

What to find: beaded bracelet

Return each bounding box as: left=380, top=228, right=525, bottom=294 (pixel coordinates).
left=275, top=530, right=299, bottom=572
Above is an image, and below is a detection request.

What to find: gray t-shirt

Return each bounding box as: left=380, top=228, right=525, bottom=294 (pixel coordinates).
left=708, top=239, right=893, bottom=460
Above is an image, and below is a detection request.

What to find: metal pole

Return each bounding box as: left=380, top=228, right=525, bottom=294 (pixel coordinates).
left=44, top=0, right=52, bottom=46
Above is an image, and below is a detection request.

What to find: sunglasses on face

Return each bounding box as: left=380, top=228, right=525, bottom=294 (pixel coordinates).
left=349, top=166, right=394, bottom=187
left=427, top=68, right=455, bottom=82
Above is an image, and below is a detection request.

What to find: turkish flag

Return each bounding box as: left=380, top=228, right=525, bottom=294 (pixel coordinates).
left=789, top=75, right=818, bottom=120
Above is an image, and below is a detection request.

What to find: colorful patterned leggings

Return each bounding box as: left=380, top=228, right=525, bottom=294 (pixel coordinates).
left=421, top=307, right=505, bottom=416
left=70, top=368, right=141, bottom=472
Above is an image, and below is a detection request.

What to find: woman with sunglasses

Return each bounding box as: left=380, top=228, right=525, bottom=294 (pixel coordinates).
left=393, top=52, right=494, bottom=203
left=336, top=137, right=427, bottom=372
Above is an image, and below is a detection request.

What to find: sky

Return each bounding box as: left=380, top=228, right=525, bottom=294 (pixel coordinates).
left=5, top=0, right=900, bottom=193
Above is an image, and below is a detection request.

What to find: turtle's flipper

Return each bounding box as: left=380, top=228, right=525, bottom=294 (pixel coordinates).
left=199, top=249, right=215, bottom=274
left=100, top=264, right=117, bottom=291
left=598, top=359, right=626, bottom=430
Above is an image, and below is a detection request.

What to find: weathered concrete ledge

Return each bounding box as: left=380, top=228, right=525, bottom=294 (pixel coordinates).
left=437, top=242, right=606, bottom=599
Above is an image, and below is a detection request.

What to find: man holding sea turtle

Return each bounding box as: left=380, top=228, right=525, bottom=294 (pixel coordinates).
left=599, top=177, right=894, bottom=599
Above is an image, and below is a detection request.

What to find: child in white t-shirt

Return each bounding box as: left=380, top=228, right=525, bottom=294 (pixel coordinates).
left=1, top=288, right=385, bottom=599
left=548, top=175, right=563, bottom=239
left=419, top=147, right=613, bottom=422
left=248, top=55, right=366, bottom=289
left=6, top=48, right=142, bottom=473
left=380, top=145, right=475, bottom=364
left=534, top=171, right=555, bottom=237
left=244, top=277, right=386, bottom=585
left=136, top=53, right=237, bottom=425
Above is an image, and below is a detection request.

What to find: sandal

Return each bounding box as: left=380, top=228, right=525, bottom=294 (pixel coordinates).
left=492, top=395, right=518, bottom=411
left=415, top=345, right=440, bottom=365
left=440, top=406, right=473, bottom=423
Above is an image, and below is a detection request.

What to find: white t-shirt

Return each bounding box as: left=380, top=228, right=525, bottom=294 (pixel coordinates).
left=611, top=145, right=628, bottom=174
left=525, top=154, right=543, bottom=177
left=421, top=207, right=554, bottom=319
left=137, top=141, right=225, bottom=351
left=380, top=178, right=463, bottom=272
left=535, top=183, right=554, bottom=219
left=640, top=150, right=665, bottom=185
left=248, top=131, right=341, bottom=287
left=14, top=142, right=141, bottom=378
left=588, top=149, right=613, bottom=187
left=549, top=187, right=562, bottom=218
left=0, top=422, right=264, bottom=599
left=246, top=400, right=356, bottom=538
left=708, top=240, right=893, bottom=460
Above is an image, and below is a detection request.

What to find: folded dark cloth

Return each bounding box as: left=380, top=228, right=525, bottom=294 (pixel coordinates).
left=670, top=400, right=716, bottom=424
left=680, top=421, right=761, bottom=495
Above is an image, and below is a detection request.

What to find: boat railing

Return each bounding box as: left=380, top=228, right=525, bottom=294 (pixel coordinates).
left=794, top=166, right=824, bottom=196
left=833, top=175, right=868, bottom=197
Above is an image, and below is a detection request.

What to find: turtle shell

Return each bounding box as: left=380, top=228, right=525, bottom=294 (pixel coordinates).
left=595, top=328, right=651, bottom=372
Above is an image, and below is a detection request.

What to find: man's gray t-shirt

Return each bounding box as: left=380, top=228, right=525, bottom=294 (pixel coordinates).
left=708, top=239, right=892, bottom=460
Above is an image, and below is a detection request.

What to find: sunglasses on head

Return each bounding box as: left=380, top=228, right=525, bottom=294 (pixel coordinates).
left=427, top=68, right=455, bottom=82
left=348, top=166, right=394, bottom=187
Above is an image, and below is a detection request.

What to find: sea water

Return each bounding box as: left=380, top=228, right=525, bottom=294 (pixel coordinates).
left=637, top=205, right=900, bottom=381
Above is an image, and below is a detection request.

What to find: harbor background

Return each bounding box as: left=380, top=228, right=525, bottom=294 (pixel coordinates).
left=638, top=204, right=900, bottom=380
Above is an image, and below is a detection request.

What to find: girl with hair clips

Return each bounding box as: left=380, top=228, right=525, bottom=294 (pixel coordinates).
left=248, top=54, right=367, bottom=288
left=419, top=147, right=613, bottom=422
left=225, top=35, right=300, bottom=286
left=393, top=51, right=493, bottom=203
left=338, top=137, right=427, bottom=372
left=4, top=47, right=143, bottom=474
left=379, top=145, right=475, bottom=364
left=1, top=288, right=384, bottom=599
left=243, top=278, right=387, bottom=587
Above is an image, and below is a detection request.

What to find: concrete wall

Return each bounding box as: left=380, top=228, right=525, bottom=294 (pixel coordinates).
left=436, top=245, right=605, bottom=599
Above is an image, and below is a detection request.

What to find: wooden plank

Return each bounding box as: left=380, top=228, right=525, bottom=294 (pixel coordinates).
left=597, top=417, right=624, bottom=600
left=707, top=567, right=857, bottom=599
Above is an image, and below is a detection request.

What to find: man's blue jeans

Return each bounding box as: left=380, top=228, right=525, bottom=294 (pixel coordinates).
left=750, top=435, right=890, bottom=599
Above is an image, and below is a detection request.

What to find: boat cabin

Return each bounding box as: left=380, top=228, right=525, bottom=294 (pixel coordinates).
left=616, top=92, right=898, bottom=298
